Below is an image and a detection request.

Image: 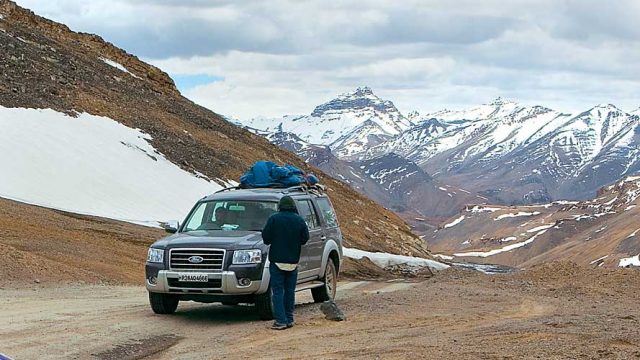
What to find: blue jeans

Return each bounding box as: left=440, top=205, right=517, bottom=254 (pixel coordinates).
left=269, top=262, right=298, bottom=325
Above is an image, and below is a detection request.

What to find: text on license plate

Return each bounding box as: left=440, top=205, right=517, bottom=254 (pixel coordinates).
left=178, top=273, right=209, bottom=282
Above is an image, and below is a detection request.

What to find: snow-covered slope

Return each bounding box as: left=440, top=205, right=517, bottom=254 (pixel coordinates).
left=367, top=98, right=572, bottom=166
left=0, top=107, right=221, bottom=225
left=365, top=99, right=639, bottom=204
left=240, top=87, right=412, bottom=159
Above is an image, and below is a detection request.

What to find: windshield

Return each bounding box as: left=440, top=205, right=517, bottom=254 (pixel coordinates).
left=182, top=200, right=278, bottom=232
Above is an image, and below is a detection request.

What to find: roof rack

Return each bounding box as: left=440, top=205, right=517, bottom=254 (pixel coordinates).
left=214, top=184, right=326, bottom=195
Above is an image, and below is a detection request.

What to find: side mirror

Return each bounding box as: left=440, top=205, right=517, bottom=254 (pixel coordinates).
left=164, top=220, right=179, bottom=234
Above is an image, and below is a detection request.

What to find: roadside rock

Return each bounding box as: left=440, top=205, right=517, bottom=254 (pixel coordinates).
left=320, top=300, right=346, bottom=321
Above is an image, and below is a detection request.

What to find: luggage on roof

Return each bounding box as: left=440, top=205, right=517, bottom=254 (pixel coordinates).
left=240, top=161, right=319, bottom=189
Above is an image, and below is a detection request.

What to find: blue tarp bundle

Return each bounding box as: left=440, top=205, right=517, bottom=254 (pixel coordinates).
left=240, top=161, right=316, bottom=188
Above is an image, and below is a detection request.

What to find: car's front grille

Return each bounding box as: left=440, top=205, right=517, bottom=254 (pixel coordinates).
left=169, top=248, right=225, bottom=271
left=167, top=278, right=222, bottom=289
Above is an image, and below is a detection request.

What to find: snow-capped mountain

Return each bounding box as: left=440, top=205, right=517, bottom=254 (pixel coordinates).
left=241, top=87, right=413, bottom=159
left=241, top=89, right=640, bottom=216
left=366, top=98, right=571, bottom=166
left=264, top=129, right=484, bottom=222
left=364, top=100, right=639, bottom=204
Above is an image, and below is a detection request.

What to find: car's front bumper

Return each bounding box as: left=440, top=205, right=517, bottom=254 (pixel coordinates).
left=146, top=270, right=264, bottom=294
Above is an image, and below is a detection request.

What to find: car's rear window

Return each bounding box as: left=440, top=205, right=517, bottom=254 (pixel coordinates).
left=316, top=197, right=338, bottom=227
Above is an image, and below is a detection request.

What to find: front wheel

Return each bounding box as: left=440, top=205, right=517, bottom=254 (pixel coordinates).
left=312, top=259, right=337, bottom=303
left=148, top=292, right=179, bottom=314
left=255, top=289, right=273, bottom=320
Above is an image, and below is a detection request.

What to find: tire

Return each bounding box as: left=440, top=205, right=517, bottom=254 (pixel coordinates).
left=148, top=292, right=179, bottom=314
left=312, top=259, right=337, bottom=303
left=255, top=290, right=273, bottom=320
left=221, top=301, right=239, bottom=306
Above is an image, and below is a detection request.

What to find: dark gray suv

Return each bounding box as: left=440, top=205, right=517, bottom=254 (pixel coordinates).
left=145, top=185, right=343, bottom=319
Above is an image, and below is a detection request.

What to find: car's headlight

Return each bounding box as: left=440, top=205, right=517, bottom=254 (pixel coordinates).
left=233, top=249, right=262, bottom=264
left=147, top=248, right=164, bottom=263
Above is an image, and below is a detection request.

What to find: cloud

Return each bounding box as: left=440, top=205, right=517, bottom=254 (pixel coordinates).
left=14, top=0, right=640, bottom=118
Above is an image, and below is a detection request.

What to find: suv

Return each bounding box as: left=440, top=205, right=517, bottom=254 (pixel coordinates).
left=145, top=185, right=343, bottom=319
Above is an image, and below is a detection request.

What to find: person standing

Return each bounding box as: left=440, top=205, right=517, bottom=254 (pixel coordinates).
left=262, top=196, right=309, bottom=330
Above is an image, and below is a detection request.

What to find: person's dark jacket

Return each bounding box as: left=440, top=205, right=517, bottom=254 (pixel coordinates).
left=262, top=209, right=310, bottom=264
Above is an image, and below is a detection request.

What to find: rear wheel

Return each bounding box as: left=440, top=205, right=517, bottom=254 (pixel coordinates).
left=255, top=289, right=273, bottom=320
left=148, top=292, right=179, bottom=314
left=312, top=259, right=337, bottom=303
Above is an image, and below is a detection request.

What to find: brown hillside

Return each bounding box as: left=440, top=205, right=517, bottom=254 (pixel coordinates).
left=0, top=0, right=426, bottom=257
left=430, top=176, right=640, bottom=267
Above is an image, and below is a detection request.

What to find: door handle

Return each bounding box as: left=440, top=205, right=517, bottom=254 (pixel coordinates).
left=320, top=236, right=327, bottom=241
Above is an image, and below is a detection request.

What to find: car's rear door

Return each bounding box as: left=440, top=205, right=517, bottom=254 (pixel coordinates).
left=295, top=198, right=323, bottom=281
left=315, top=196, right=341, bottom=259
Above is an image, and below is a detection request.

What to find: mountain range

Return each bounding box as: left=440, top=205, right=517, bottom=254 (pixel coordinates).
left=237, top=88, right=640, bottom=229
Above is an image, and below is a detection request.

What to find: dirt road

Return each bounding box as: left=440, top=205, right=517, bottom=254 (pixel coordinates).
left=2, top=263, right=639, bottom=360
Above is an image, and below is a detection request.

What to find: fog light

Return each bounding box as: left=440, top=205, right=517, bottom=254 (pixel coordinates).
left=238, top=278, right=251, bottom=286
left=148, top=276, right=157, bottom=285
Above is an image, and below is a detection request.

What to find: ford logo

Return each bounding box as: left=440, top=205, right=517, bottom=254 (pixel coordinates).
left=188, top=256, right=204, bottom=264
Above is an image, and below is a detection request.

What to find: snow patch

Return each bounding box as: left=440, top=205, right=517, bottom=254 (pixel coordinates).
left=495, top=211, right=540, bottom=220
left=0, top=107, right=222, bottom=225
left=627, top=228, right=640, bottom=238
left=343, top=247, right=449, bottom=271
left=100, top=57, right=141, bottom=79
left=443, top=215, right=465, bottom=228
left=453, top=230, right=547, bottom=258
left=433, top=254, right=454, bottom=260
left=526, top=224, right=554, bottom=233
left=468, top=205, right=501, bottom=213
left=619, top=255, right=640, bottom=268
left=589, top=255, right=609, bottom=265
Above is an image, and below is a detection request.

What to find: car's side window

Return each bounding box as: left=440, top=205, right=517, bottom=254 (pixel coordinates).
left=316, top=198, right=338, bottom=228
left=296, top=199, right=320, bottom=229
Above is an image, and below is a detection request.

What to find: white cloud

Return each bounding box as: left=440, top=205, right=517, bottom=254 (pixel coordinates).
left=14, top=0, right=640, bottom=118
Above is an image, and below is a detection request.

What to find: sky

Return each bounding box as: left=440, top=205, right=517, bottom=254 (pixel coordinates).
left=15, top=0, right=640, bottom=119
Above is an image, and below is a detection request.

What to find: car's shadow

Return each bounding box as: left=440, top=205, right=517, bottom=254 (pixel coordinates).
left=167, top=301, right=320, bottom=324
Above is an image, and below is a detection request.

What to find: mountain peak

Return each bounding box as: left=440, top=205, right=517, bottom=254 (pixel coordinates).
left=488, top=97, right=516, bottom=106
left=337, top=86, right=377, bottom=101
left=354, top=86, right=373, bottom=95
left=591, top=103, right=621, bottom=111
left=311, top=87, right=399, bottom=118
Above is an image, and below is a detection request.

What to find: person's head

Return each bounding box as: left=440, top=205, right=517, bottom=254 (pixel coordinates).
left=278, top=196, right=297, bottom=212
left=214, top=207, right=228, bottom=222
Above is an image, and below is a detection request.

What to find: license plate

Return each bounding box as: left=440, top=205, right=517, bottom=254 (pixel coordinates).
left=177, top=273, right=209, bottom=282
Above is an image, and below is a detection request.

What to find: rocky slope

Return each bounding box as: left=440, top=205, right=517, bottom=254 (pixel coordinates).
left=430, top=176, right=640, bottom=268
left=0, top=0, right=427, bottom=257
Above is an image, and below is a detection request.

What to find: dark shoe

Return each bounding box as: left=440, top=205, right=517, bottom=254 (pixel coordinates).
left=286, top=322, right=295, bottom=328
left=271, top=322, right=287, bottom=330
